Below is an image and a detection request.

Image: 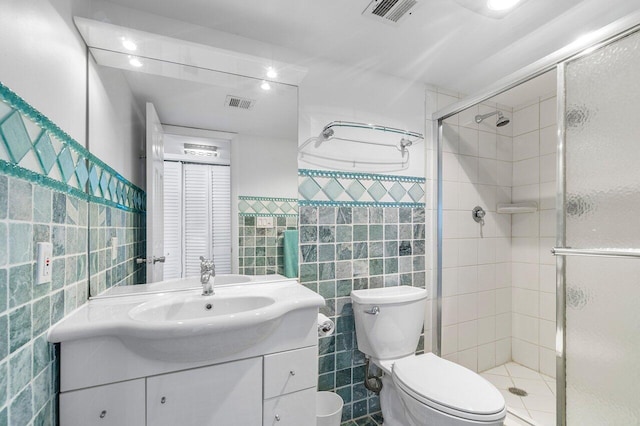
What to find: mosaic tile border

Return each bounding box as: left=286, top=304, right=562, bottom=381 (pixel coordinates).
left=0, top=82, right=145, bottom=213
left=238, top=195, right=298, bottom=217
left=298, top=169, right=425, bottom=207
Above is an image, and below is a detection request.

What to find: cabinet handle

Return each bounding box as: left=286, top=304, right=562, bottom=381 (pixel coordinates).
left=161, top=397, right=166, bottom=404
left=275, top=414, right=281, bottom=421
left=99, top=410, right=107, bottom=419
left=289, top=370, right=296, bottom=376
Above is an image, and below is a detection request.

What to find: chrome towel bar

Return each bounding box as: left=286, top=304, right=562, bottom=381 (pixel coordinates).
left=551, top=247, right=640, bottom=259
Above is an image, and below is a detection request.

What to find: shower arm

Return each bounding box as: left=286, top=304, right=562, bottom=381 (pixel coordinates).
left=474, top=111, right=499, bottom=124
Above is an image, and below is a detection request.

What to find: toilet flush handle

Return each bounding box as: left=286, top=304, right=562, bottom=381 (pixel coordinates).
left=364, top=306, right=380, bottom=315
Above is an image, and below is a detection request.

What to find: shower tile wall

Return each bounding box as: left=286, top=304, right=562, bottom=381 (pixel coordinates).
left=511, top=94, right=557, bottom=377
left=298, top=170, right=427, bottom=423
left=438, top=91, right=515, bottom=372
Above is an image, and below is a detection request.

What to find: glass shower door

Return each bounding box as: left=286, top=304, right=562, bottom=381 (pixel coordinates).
left=560, top=26, right=640, bottom=425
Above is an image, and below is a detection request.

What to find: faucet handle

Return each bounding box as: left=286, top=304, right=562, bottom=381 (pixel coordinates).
left=199, top=256, right=215, bottom=271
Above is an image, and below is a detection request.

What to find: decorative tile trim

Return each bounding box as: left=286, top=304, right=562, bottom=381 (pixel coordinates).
left=238, top=195, right=298, bottom=217
left=298, top=168, right=425, bottom=207
left=0, top=82, right=146, bottom=213
left=299, top=168, right=425, bottom=183
left=298, top=200, right=425, bottom=208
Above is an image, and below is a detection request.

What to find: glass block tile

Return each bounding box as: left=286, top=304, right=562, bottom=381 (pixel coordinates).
left=322, top=178, right=345, bottom=201
left=0, top=111, right=32, bottom=163
left=252, top=200, right=265, bottom=213
left=99, top=172, right=110, bottom=198
left=389, top=182, right=407, bottom=202
left=264, top=201, right=277, bottom=213
left=33, top=132, right=57, bottom=174
left=367, top=181, right=387, bottom=202
left=75, top=157, right=89, bottom=188
left=346, top=179, right=366, bottom=201
left=299, top=177, right=322, bottom=200
left=57, top=147, right=75, bottom=183
left=281, top=201, right=293, bottom=213
left=238, top=200, right=250, bottom=213
left=408, top=183, right=425, bottom=203
left=88, top=165, right=99, bottom=195
left=108, top=177, right=117, bottom=201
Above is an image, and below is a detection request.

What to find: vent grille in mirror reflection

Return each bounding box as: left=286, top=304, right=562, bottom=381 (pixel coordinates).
left=225, top=95, right=255, bottom=110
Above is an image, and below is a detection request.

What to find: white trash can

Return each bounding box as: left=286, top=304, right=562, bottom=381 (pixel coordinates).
left=316, top=391, right=343, bottom=426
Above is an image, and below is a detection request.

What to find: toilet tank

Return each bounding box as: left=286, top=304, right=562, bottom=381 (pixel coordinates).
left=351, top=286, right=428, bottom=360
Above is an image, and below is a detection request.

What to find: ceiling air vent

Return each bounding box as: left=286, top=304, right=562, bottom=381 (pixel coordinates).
left=225, top=95, right=256, bottom=110
left=363, top=0, right=419, bottom=24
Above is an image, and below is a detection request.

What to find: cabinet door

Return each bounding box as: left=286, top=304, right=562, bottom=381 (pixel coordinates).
left=147, top=357, right=262, bottom=426
left=59, top=379, right=145, bottom=426
left=263, top=388, right=316, bottom=426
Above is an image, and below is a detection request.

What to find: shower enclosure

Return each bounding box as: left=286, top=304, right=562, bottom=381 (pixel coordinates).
left=433, top=18, right=640, bottom=426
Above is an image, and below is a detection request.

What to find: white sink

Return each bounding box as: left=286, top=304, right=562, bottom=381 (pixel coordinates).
left=48, top=279, right=324, bottom=363
left=129, top=294, right=275, bottom=322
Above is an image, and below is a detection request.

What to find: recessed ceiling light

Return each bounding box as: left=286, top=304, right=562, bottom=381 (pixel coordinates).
left=260, top=80, right=271, bottom=91
left=129, top=57, right=143, bottom=68
left=487, top=0, right=521, bottom=11
left=121, top=38, right=137, bottom=51
left=266, top=66, right=278, bottom=79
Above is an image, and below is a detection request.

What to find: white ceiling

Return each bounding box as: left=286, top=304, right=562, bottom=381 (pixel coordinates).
left=103, top=0, right=640, bottom=95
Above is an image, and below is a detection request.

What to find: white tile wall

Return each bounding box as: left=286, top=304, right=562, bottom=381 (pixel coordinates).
left=439, top=92, right=557, bottom=378
left=440, top=95, right=514, bottom=372
left=511, top=96, right=557, bottom=377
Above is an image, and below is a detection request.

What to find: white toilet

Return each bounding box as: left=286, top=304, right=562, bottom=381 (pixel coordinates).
left=351, top=286, right=506, bottom=426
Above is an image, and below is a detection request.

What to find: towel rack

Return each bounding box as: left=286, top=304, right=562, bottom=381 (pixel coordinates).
left=298, top=120, right=423, bottom=172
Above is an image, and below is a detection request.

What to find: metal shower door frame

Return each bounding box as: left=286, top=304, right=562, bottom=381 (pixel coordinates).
left=432, top=10, right=640, bottom=426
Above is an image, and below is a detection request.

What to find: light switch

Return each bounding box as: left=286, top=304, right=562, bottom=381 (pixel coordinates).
left=256, top=217, right=274, bottom=228
left=36, top=242, right=53, bottom=285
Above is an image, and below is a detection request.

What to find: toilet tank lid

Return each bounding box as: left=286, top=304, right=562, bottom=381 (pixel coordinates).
left=351, top=286, right=427, bottom=304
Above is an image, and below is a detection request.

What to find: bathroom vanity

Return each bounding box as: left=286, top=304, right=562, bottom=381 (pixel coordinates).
left=48, top=279, right=324, bottom=426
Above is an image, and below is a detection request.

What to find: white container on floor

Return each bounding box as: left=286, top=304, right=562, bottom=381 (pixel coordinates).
left=317, top=391, right=343, bottom=426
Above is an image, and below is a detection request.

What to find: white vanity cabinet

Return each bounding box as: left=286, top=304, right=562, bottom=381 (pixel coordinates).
left=146, top=357, right=263, bottom=426
left=50, top=281, right=325, bottom=426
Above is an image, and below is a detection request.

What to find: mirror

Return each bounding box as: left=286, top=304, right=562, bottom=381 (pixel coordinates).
left=87, top=47, right=298, bottom=295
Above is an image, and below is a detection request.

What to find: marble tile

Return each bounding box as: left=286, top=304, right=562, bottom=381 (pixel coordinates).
left=9, top=384, right=33, bottom=426
left=0, top=224, right=6, bottom=267
left=8, top=264, right=32, bottom=308
left=8, top=178, right=32, bottom=221
left=9, top=344, right=31, bottom=395
left=32, top=186, right=51, bottom=223
left=0, top=175, right=7, bottom=219
left=9, top=223, right=32, bottom=264
left=9, top=304, right=31, bottom=353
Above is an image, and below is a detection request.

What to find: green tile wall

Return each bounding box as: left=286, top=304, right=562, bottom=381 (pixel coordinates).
left=299, top=204, right=426, bottom=423
left=238, top=215, right=297, bottom=275
left=0, top=83, right=146, bottom=425
left=298, top=168, right=427, bottom=424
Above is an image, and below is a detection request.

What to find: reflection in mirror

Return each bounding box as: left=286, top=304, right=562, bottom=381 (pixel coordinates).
left=87, top=44, right=298, bottom=296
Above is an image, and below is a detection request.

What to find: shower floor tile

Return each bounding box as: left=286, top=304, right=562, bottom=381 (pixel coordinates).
left=481, top=362, right=556, bottom=426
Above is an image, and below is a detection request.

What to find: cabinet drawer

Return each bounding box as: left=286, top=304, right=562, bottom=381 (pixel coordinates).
left=147, top=357, right=262, bottom=426
left=263, top=346, right=317, bottom=398
left=59, top=379, right=145, bottom=426
left=263, top=387, right=316, bottom=426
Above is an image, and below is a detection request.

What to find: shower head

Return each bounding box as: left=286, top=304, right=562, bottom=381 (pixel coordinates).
left=474, top=110, right=510, bottom=127
left=496, top=112, right=510, bottom=127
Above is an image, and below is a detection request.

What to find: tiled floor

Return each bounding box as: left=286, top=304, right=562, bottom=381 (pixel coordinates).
left=341, top=413, right=383, bottom=426
left=482, top=362, right=556, bottom=425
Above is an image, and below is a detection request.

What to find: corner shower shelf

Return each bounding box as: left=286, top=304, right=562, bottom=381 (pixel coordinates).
left=496, top=202, right=538, bottom=214
left=298, top=121, right=423, bottom=173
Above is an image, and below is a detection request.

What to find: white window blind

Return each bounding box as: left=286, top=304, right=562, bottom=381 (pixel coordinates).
left=183, top=163, right=232, bottom=277
left=163, top=161, right=183, bottom=279
left=210, top=166, right=232, bottom=274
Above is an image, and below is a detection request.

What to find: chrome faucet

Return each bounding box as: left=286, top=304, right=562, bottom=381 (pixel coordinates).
left=199, top=256, right=216, bottom=296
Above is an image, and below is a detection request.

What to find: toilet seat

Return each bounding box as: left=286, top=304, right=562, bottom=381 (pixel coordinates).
left=392, top=353, right=506, bottom=422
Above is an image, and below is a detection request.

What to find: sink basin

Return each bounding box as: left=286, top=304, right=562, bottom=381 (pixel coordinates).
left=129, top=294, right=275, bottom=322
left=48, top=279, right=325, bottom=363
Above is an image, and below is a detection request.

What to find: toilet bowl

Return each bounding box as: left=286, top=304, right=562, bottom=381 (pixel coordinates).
left=351, top=286, right=506, bottom=426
